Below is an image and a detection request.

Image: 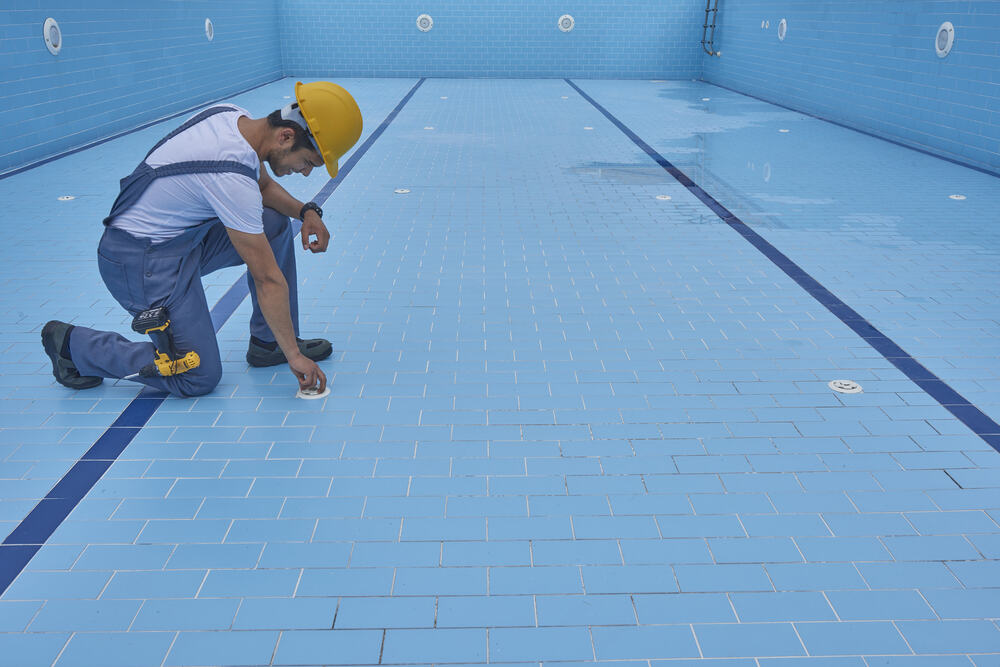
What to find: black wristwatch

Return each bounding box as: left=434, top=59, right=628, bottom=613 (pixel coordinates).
left=299, top=201, right=323, bottom=220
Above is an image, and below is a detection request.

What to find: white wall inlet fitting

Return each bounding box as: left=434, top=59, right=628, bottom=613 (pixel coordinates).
left=205, top=18, right=214, bottom=41
left=777, top=18, right=787, bottom=40
left=558, top=14, right=575, bottom=32
left=43, top=18, right=62, bottom=55
left=394, top=188, right=410, bottom=194
left=936, top=21, right=954, bottom=58
left=949, top=194, right=967, bottom=200
left=57, top=196, right=75, bottom=201
left=829, top=380, right=863, bottom=394
left=417, top=14, right=433, bottom=32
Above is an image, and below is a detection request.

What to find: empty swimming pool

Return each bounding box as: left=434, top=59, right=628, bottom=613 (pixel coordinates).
left=1, top=75, right=999, bottom=665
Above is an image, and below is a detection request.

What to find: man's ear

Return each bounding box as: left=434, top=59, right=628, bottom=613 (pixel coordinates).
left=277, top=127, right=296, bottom=148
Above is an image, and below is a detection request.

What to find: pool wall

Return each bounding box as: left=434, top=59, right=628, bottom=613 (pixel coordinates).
left=701, top=0, right=1000, bottom=172
left=279, top=0, right=705, bottom=79
left=0, top=1, right=281, bottom=175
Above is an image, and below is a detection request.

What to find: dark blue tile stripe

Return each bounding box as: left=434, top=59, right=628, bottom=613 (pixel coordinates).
left=0, top=78, right=282, bottom=181
left=0, top=79, right=426, bottom=596
left=566, top=78, right=1000, bottom=453
left=703, top=81, right=1000, bottom=180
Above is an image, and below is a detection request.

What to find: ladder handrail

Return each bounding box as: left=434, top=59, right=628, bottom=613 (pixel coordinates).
left=701, top=0, right=721, bottom=57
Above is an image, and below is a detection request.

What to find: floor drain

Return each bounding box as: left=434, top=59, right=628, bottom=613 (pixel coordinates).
left=394, top=188, right=410, bottom=194
left=779, top=129, right=790, bottom=133
left=57, top=196, right=75, bottom=201
left=655, top=195, right=672, bottom=200
left=829, top=380, right=863, bottom=394
left=440, top=96, right=448, bottom=100
left=424, top=126, right=434, bottom=130
left=949, top=194, right=967, bottom=200
left=701, top=97, right=711, bottom=101
left=561, top=96, right=568, bottom=99
left=584, top=126, right=593, bottom=130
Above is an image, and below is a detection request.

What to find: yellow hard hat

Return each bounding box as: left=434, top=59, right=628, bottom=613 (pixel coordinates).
left=294, top=81, right=363, bottom=178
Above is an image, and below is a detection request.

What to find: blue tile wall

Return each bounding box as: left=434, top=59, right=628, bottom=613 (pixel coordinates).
left=278, top=0, right=706, bottom=78
left=702, top=0, right=1000, bottom=171
left=0, top=0, right=282, bottom=174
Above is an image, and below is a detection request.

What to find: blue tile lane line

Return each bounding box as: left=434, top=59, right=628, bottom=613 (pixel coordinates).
left=704, top=80, right=1000, bottom=181
left=565, top=78, right=1000, bottom=453
left=0, top=78, right=426, bottom=596
left=0, top=78, right=283, bottom=182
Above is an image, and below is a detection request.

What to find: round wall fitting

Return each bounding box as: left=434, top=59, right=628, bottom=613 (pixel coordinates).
left=936, top=21, right=954, bottom=58
left=205, top=18, right=214, bottom=41
left=777, top=18, right=787, bottom=40
left=558, top=14, right=575, bottom=32
left=43, top=18, right=62, bottom=55
left=417, top=14, right=433, bottom=32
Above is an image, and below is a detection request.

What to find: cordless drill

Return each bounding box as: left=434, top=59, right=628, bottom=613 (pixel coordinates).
left=128, top=307, right=200, bottom=378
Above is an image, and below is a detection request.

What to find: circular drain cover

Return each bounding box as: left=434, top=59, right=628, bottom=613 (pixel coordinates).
left=424, top=126, right=434, bottom=130
left=558, top=14, right=574, bottom=32
left=57, top=195, right=75, bottom=201
left=702, top=97, right=711, bottom=101
left=779, top=129, right=790, bottom=133
left=829, top=380, right=863, bottom=394
left=655, top=195, right=672, bottom=200
left=394, top=188, right=410, bottom=194
left=440, top=96, right=448, bottom=100
left=416, top=14, right=433, bottom=32
left=949, top=194, right=966, bottom=200
left=584, top=126, right=593, bottom=130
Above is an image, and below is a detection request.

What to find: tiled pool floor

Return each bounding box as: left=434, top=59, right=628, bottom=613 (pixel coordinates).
left=1, top=77, right=998, bottom=665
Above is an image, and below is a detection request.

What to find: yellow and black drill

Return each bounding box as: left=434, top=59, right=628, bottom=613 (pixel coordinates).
left=126, top=307, right=200, bottom=379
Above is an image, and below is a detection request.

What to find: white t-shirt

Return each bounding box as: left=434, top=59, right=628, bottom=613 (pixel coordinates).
left=111, top=105, right=264, bottom=242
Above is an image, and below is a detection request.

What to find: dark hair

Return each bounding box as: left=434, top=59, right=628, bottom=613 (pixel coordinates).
left=266, top=107, right=314, bottom=152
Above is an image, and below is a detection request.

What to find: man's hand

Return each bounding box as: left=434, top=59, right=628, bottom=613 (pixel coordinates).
left=288, top=353, right=327, bottom=392
left=300, top=210, right=330, bottom=253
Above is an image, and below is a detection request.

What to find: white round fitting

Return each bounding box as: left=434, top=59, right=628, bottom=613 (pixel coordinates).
left=43, top=18, right=62, bottom=56
left=205, top=18, right=214, bottom=41
left=829, top=380, right=863, bottom=394
left=57, top=195, right=75, bottom=201
left=655, top=195, right=672, bottom=201
left=949, top=194, right=966, bottom=200
left=583, top=126, right=593, bottom=130
left=936, top=22, right=954, bottom=58
left=777, top=18, right=787, bottom=41
left=765, top=20, right=770, bottom=29
left=394, top=188, right=411, bottom=194
left=558, top=14, right=575, bottom=32
left=779, top=128, right=790, bottom=133
left=417, top=14, right=433, bottom=32
left=424, top=126, right=434, bottom=130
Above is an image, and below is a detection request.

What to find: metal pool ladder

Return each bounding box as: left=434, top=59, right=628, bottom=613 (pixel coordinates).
left=701, top=0, right=721, bottom=56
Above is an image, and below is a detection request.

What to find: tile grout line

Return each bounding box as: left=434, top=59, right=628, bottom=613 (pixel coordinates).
left=0, top=78, right=427, bottom=597
left=564, top=78, right=1000, bottom=455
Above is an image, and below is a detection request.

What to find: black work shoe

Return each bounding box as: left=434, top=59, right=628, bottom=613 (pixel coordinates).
left=41, top=321, right=103, bottom=390
left=246, top=336, right=333, bottom=367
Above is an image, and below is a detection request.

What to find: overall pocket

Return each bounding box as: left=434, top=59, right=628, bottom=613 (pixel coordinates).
left=98, top=251, right=145, bottom=312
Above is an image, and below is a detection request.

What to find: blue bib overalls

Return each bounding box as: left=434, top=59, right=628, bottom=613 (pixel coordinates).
left=69, top=107, right=300, bottom=397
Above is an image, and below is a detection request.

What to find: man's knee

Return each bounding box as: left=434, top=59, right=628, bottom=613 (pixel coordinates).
left=262, top=207, right=291, bottom=242
left=169, top=361, right=222, bottom=398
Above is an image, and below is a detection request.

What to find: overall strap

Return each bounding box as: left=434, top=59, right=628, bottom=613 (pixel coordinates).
left=143, top=106, right=242, bottom=160
left=103, top=108, right=257, bottom=226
